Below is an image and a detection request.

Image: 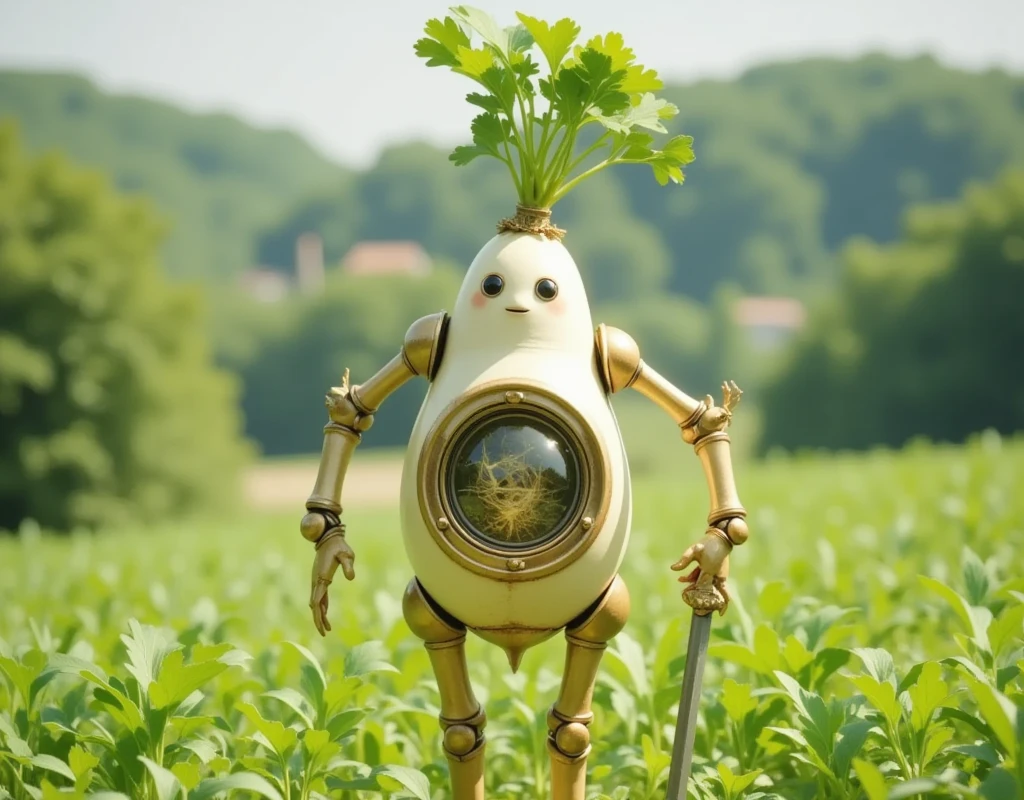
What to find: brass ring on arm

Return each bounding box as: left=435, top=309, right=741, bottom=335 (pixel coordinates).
left=315, top=576, right=333, bottom=586
left=706, top=526, right=734, bottom=550
left=315, top=526, right=347, bottom=551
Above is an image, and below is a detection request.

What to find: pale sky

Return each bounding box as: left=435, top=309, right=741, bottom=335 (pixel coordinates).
left=1, top=0, right=1022, bottom=167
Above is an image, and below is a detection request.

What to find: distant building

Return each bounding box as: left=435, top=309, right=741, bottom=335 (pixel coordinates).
left=341, top=240, right=432, bottom=276
left=732, top=296, right=806, bottom=350
left=239, top=267, right=291, bottom=303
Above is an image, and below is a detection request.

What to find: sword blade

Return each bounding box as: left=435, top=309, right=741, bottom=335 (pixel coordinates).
left=666, top=610, right=713, bottom=800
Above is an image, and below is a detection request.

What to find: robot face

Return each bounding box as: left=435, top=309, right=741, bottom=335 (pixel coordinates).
left=450, top=233, right=594, bottom=354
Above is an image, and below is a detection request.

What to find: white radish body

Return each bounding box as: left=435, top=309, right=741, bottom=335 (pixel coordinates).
left=399, top=232, right=632, bottom=632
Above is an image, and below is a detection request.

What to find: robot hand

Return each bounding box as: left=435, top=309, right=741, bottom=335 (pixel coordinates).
left=309, top=531, right=356, bottom=636
left=670, top=528, right=732, bottom=615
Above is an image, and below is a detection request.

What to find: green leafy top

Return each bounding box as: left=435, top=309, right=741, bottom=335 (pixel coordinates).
left=415, top=6, right=695, bottom=210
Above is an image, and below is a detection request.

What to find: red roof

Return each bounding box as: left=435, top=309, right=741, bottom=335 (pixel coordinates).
left=732, top=297, right=806, bottom=329
left=341, top=241, right=432, bottom=275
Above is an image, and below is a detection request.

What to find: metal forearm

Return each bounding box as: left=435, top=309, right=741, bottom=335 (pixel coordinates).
left=301, top=356, right=413, bottom=533
left=640, top=366, right=747, bottom=535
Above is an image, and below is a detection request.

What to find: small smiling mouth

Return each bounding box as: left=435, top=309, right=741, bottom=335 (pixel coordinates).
left=505, top=307, right=529, bottom=314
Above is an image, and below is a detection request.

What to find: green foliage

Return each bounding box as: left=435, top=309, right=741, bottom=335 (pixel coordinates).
left=0, top=123, right=251, bottom=531
left=415, top=6, right=695, bottom=207
left=1, top=436, right=1022, bottom=797
left=0, top=71, right=345, bottom=280
left=761, top=169, right=1024, bottom=452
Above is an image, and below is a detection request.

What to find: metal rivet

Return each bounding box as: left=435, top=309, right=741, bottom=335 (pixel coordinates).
left=437, top=517, right=450, bottom=530
left=581, top=517, right=593, bottom=530
left=507, top=558, right=525, bottom=571
left=504, top=391, right=524, bottom=404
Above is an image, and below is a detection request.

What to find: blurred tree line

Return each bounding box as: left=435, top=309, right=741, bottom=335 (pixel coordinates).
left=237, top=54, right=1024, bottom=455
left=761, top=170, right=1024, bottom=451
left=0, top=71, right=346, bottom=281
left=258, top=55, right=1024, bottom=303
left=0, top=125, right=249, bottom=532
left=2, top=54, right=1024, bottom=533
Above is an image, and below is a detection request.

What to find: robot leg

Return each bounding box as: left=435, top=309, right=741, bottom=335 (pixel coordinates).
left=402, top=578, right=486, bottom=800
left=547, top=575, right=631, bottom=800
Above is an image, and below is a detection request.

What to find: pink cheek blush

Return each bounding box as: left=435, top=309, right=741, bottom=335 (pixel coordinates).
left=471, top=291, right=487, bottom=309
left=547, top=296, right=567, bottom=315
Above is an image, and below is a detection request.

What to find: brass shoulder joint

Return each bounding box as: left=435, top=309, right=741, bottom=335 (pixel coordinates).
left=403, top=311, right=450, bottom=380
left=594, top=324, right=642, bottom=394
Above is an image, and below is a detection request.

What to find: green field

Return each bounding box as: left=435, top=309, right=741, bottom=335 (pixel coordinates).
left=1, top=433, right=1022, bottom=799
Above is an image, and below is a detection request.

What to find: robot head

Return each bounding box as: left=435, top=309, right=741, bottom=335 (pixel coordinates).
left=448, top=232, right=595, bottom=357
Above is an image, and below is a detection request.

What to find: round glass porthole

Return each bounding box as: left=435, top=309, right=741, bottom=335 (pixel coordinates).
left=445, top=411, right=582, bottom=549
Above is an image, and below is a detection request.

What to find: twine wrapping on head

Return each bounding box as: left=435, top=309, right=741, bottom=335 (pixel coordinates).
left=497, top=205, right=566, bottom=240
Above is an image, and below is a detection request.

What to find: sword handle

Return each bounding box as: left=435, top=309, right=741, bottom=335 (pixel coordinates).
left=682, top=579, right=727, bottom=614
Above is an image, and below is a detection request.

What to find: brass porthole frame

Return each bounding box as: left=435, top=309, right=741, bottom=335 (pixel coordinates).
left=418, top=380, right=610, bottom=582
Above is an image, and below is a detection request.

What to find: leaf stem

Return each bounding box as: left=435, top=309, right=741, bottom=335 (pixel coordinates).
left=548, top=158, right=611, bottom=205
left=887, top=719, right=914, bottom=780
left=537, top=122, right=567, bottom=195
left=565, top=130, right=612, bottom=175
left=550, top=152, right=647, bottom=205
left=501, top=138, right=523, bottom=198
left=516, top=96, right=534, bottom=196
left=497, top=95, right=530, bottom=201
left=539, top=122, right=582, bottom=206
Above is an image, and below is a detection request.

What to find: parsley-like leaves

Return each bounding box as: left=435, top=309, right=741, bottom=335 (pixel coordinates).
left=414, top=6, right=695, bottom=208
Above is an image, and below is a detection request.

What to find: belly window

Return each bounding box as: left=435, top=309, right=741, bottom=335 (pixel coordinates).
left=446, top=411, right=582, bottom=549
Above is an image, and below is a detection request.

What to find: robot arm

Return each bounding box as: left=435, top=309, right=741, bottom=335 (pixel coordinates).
left=595, top=324, right=748, bottom=613
left=301, top=311, right=449, bottom=634
left=302, top=311, right=448, bottom=531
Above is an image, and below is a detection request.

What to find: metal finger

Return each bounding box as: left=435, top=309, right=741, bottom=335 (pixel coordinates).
left=714, top=578, right=731, bottom=615
left=321, top=594, right=332, bottom=632
left=310, top=583, right=326, bottom=636
left=671, top=543, right=701, bottom=571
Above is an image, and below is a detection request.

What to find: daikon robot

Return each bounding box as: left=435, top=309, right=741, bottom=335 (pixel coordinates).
left=297, top=9, right=749, bottom=800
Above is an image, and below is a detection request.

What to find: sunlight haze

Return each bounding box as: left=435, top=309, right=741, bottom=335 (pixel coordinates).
left=1, top=0, right=1022, bottom=166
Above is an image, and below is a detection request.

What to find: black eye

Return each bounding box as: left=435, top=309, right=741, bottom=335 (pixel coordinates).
left=535, top=278, right=558, bottom=301
left=481, top=274, right=504, bottom=297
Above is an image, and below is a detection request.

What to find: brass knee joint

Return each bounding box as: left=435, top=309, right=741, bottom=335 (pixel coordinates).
left=547, top=709, right=592, bottom=759
left=442, top=708, right=487, bottom=761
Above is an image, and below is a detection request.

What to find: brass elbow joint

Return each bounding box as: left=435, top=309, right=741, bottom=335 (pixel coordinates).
left=326, top=369, right=377, bottom=432
left=680, top=380, right=742, bottom=444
